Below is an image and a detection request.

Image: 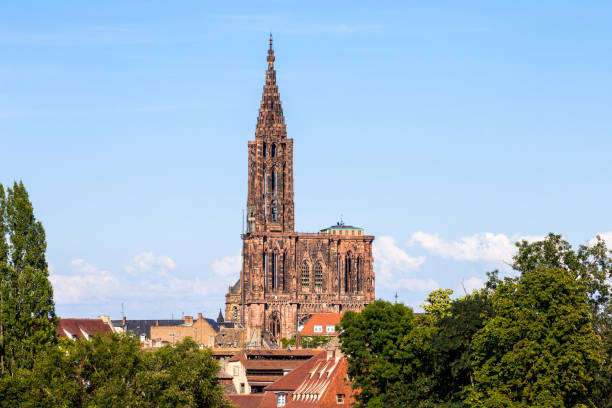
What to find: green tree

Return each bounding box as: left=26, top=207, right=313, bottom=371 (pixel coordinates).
left=339, top=300, right=434, bottom=408
left=421, top=288, right=454, bottom=323
left=0, top=334, right=234, bottom=408
left=136, top=338, right=232, bottom=408
left=0, top=185, right=8, bottom=375
left=513, top=233, right=612, bottom=407
left=0, top=181, right=57, bottom=375
left=431, top=285, right=494, bottom=406
left=467, top=267, right=601, bottom=408
left=513, top=233, right=611, bottom=321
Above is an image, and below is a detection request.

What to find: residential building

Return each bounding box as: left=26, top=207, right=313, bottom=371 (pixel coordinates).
left=299, top=313, right=343, bottom=337
left=225, top=349, right=319, bottom=394
left=57, top=318, right=112, bottom=340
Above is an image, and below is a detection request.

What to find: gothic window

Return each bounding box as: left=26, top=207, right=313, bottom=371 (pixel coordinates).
left=264, top=171, right=267, bottom=221
left=271, top=169, right=277, bottom=194
left=301, top=262, right=310, bottom=290
left=264, top=252, right=268, bottom=288
left=271, top=200, right=278, bottom=222
left=344, top=254, right=351, bottom=293
left=271, top=143, right=277, bottom=157
left=356, top=257, right=361, bottom=292
left=272, top=253, right=278, bottom=289
left=263, top=143, right=267, bottom=158
left=233, top=307, right=238, bottom=321
left=315, top=262, right=323, bottom=291
left=268, top=312, right=280, bottom=341
left=282, top=254, right=288, bottom=292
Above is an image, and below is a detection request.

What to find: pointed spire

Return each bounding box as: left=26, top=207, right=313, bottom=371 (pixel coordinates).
left=217, top=309, right=224, bottom=323
left=256, top=34, right=287, bottom=139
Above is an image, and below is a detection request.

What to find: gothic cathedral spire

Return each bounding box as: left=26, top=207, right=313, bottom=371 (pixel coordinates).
left=255, top=34, right=287, bottom=139
left=246, top=36, right=295, bottom=234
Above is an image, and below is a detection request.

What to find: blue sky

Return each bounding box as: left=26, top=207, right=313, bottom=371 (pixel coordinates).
left=1, top=1, right=610, bottom=319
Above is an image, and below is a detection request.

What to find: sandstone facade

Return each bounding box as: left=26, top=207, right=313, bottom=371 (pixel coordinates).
left=225, top=36, right=375, bottom=343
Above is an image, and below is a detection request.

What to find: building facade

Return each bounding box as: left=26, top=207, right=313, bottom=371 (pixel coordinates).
left=225, top=37, right=375, bottom=343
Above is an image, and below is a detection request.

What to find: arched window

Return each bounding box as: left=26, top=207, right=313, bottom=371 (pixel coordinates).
left=233, top=307, right=238, bottom=321
left=263, top=143, right=267, bottom=158
left=272, top=253, right=278, bottom=289
left=314, top=263, right=323, bottom=291
left=271, top=199, right=278, bottom=222
left=344, top=254, right=351, bottom=293
left=264, top=252, right=268, bottom=288
left=356, top=257, right=361, bottom=292
left=301, top=262, right=310, bottom=290
left=271, top=169, right=277, bottom=194
left=268, top=312, right=280, bottom=341
left=264, top=171, right=267, bottom=220
left=271, top=143, right=277, bottom=157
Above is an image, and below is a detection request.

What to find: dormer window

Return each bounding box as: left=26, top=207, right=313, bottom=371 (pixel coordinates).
left=314, top=325, right=323, bottom=333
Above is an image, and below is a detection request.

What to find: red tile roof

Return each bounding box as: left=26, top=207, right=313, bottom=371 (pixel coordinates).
left=261, top=350, right=355, bottom=407
left=246, top=360, right=307, bottom=371
left=229, top=349, right=318, bottom=362
left=265, top=351, right=328, bottom=392
left=228, top=393, right=276, bottom=408
left=299, top=313, right=343, bottom=336
left=57, top=318, right=111, bottom=340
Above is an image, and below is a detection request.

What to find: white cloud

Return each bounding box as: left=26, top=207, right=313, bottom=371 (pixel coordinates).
left=374, top=236, right=426, bottom=279
left=456, top=277, right=485, bottom=296
left=212, top=251, right=242, bottom=277
left=589, top=232, right=612, bottom=248
left=409, top=232, right=515, bottom=264
left=408, top=232, right=546, bottom=268
left=373, top=236, right=429, bottom=290
left=51, top=259, right=120, bottom=304
left=50, top=251, right=238, bottom=311
left=124, top=251, right=175, bottom=274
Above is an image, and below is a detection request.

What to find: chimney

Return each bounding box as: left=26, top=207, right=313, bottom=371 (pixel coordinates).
left=156, top=320, right=159, bottom=327
left=197, top=313, right=203, bottom=321
left=122, top=316, right=126, bottom=326
left=184, top=315, right=193, bottom=325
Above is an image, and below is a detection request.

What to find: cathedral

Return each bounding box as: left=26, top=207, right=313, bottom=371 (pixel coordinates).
left=225, top=37, right=375, bottom=343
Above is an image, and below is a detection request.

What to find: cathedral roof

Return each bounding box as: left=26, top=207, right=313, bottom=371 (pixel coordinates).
left=255, top=34, right=287, bottom=140
left=320, top=221, right=363, bottom=232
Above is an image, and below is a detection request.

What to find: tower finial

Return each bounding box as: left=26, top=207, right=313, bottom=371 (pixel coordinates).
left=269, top=33, right=273, bottom=50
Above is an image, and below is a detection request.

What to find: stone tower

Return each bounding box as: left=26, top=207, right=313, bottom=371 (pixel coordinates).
left=246, top=35, right=295, bottom=235
left=226, top=37, right=375, bottom=344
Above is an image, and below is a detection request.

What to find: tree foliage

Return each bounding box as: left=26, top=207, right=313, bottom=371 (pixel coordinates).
left=0, top=334, right=234, bottom=408
left=467, top=267, right=601, bottom=407
left=339, top=234, right=611, bottom=408
left=0, top=181, right=57, bottom=376
left=339, top=300, right=435, bottom=408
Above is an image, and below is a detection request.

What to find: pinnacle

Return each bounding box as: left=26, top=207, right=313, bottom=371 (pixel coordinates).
left=256, top=35, right=286, bottom=139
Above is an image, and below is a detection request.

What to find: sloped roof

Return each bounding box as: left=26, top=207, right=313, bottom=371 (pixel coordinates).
left=57, top=318, right=111, bottom=340
left=228, top=393, right=276, bottom=408
left=265, top=351, right=328, bottom=392
left=246, top=360, right=306, bottom=371
left=263, top=351, right=352, bottom=407
left=111, top=319, right=183, bottom=338
left=231, top=279, right=241, bottom=294
left=229, top=349, right=317, bottom=363
left=300, top=313, right=343, bottom=336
